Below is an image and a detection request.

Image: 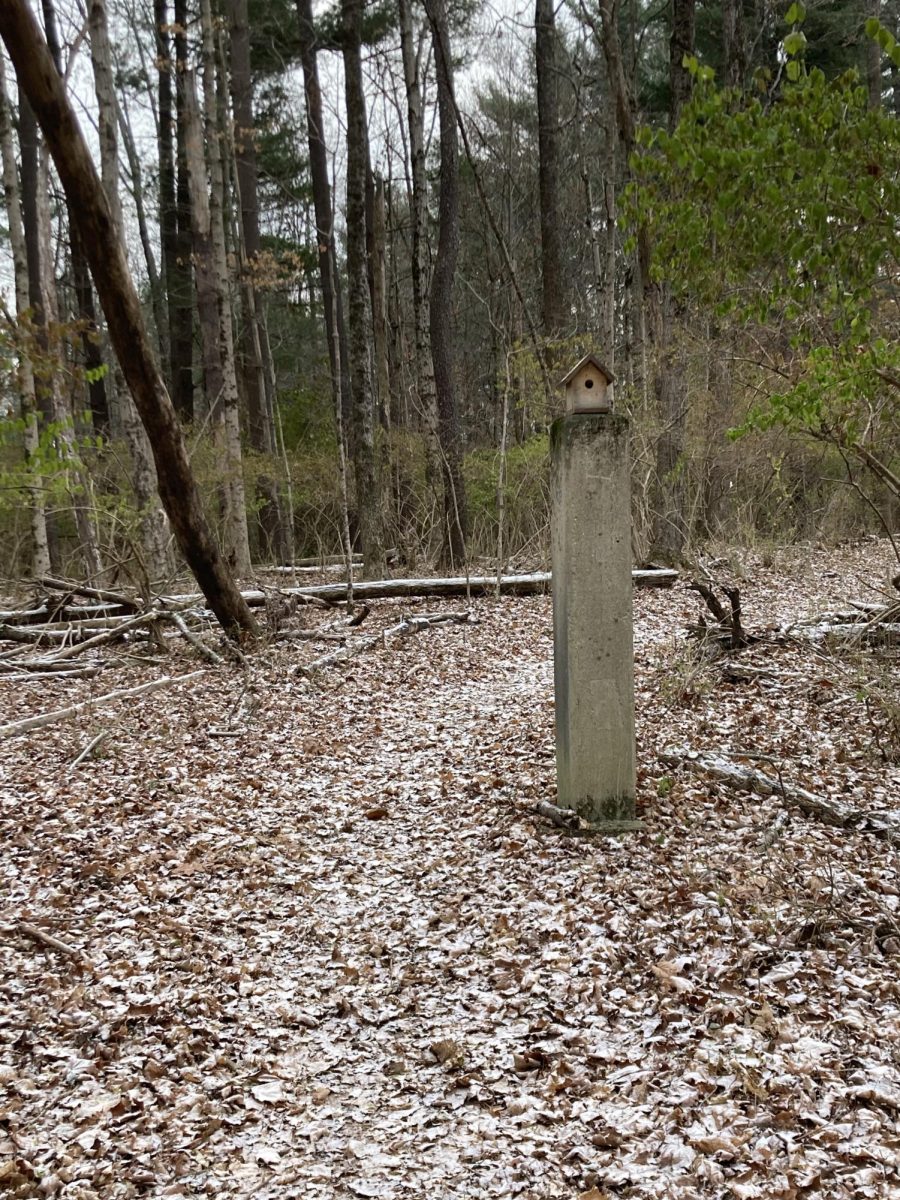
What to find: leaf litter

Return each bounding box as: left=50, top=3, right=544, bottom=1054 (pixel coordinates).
left=1, top=539, right=898, bottom=1199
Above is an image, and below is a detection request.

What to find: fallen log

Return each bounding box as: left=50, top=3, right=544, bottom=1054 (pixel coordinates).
left=660, top=746, right=900, bottom=846
left=167, top=568, right=677, bottom=609
left=38, top=575, right=140, bottom=611
left=47, top=610, right=163, bottom=661
left=0, top=670, right=204, bottom=740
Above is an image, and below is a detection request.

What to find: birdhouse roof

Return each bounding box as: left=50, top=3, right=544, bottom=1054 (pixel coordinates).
left=558, top=353, right=615, bottom=388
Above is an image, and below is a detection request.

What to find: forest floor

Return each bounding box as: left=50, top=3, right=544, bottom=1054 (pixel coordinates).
left=1, top=539, right=899, bottom=1200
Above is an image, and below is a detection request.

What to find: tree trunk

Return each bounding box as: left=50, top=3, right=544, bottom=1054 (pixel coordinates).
left=226, top=0, right=288, bottom=563
left=424, top=0, right=467, bottom=569
left=117, top=93, right=166, bottom=367
left=154, top=0, right=176, bottom=393
left=183, top=49, right=252, bottom=577
left=398, top=0, right=439, bottom=451
left=0, top=55, right=51, bottom=577
left=669, top=0, right=696, bottom=127
left=41, top=0, right=109, bottom=439
left=88, top=0, right=173, bottom=585
left=0, top=0, right=258, bottom=638
left=535, top=0, right=567, bottom=337
left=170, top=0, right=195, bottom=421
left=722, top=0, right=747, bottom=89
left=342, top=0, right=385, bottom=577
left=867, top=0, right=882, bottom=110
left=648, top=0, right=696, bottom=563
left=296, top=0, right=352, bottom=437
left=22, top=89, right=103, bottom=581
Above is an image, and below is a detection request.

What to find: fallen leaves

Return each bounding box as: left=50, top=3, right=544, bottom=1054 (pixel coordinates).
left=0, top=543, right=898, bottom=1198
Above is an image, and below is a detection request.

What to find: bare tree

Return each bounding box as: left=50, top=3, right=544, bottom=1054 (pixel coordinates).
left=424, top=0, right=467, bottom=567
left=0, top=54, right=50, bottom=577
left=535, top=0, right=567, bottom=337
left=342, top=0, right=385, bottom=575
left=226, top=0, right=288, bottom=561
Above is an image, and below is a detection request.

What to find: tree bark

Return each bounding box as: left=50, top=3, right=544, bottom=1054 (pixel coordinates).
left=226, top=0, right=288, bottom=563
left=296, top=0, right=352, bottom=436
left=183, top=55, right=252, bottom=577
left=170, top=0, right=195, bottom=421
left=88, top=0, right=173, bottom=585
left=424, top=0, right=467, bottom=568
left=722, top=0, right=747, bottom=89
left=398, top=0, right=439, bottom=451
left=867, top=0, right=882, bottom=110
left=669, top=0, right=696, bottom=127
left=0, top=55, right=51, bottom=577
left=154, top=0, right=176, bottom=393
left=535, top=0, right=567, bottom=337
left=0, top=0, right=257, bottom=638
left=342, top=0, right=385, bottom=577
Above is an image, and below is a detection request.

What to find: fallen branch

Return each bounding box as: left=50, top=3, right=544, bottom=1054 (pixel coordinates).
left=47, top=610, right=163, bottom=661
left=1, top=667, right=103, bottom=682
left=14, top=920, right=95, bottom=968
left=533, top=799, right=581, bottom=829
left=38, top=575, right=139, bottom=611
left=0, top=671, right=205, bottom=740
left=0, top=657, right=104, bottom=674
left=165, top=611, right=224, bottom=665
left=660, top=747, right=900, bottom=846
left=71, top=730, right=109, bottom=768
left=301, top=612, right=472, bottom=675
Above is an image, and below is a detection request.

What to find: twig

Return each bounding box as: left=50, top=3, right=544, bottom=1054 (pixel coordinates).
left=37, top=575, right=139, bottom=611
left=71, top=730, right=109, bottom=769
left=14, top=920, right=94, bottom=968
left=533, top=800, right=581, bottom=829
left=165, top=611, right=224, bottom=665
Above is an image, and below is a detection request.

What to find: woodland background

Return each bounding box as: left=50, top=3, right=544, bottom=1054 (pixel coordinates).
left=0, top=0, right=899, bottom=596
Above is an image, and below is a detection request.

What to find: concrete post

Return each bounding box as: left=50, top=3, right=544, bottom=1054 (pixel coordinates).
left=551, top=412, right=637, bottom=828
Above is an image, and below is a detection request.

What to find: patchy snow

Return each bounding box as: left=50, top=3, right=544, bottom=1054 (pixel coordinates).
left=1, top=540, right=898, bottom=1199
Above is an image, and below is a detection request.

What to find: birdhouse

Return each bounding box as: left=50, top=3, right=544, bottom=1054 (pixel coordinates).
left=559, top=353, right=614, bottom=414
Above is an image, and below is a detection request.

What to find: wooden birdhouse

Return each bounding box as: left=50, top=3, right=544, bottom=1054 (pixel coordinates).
left=559, top=354, right=614, bottom=414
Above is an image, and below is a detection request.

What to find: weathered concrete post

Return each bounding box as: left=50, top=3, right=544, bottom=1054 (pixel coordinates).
left=551, top=354, right=637, bottom=828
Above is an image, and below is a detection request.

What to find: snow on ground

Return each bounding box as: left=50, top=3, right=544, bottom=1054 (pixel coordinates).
left=1, top=541, right=898, bottom=1199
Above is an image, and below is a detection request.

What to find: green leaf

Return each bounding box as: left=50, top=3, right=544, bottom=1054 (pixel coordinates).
left=785, top=2, right=806, bottom=25
left=783, top=30, right=807, bottom=56
left=865, top=16, right=880, bottom=37
left=786, top=59, right=801, bottom=81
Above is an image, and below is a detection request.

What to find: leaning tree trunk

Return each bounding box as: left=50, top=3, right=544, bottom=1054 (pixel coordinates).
left=0, top=55, right=50, bottom=577
left=88, top=0, right=173, bottom=585
left=424, top=0, right=467, bottom=569
left=0, top=0, right=258, bottom=639
left=342, top=0, right=385, bottom=577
